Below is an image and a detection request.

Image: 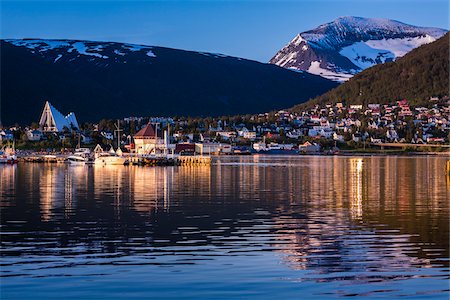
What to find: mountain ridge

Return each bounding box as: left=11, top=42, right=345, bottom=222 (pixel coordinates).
left=0, top=38, right=337, bottom=125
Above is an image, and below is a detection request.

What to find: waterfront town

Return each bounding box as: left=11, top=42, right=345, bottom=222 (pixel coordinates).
left=1, top=96, right=449, bottom=163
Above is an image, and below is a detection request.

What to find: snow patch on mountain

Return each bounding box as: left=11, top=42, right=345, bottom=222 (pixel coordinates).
left=364, top=35, right=436, bottom=57
left=114, top=49, right=126, bottom=56
left=339, top=42, right=395, bottom=69
left=276, top=52, right=298, bottom=66
left=5, top=39, right=157, bottom=60
left=146, top=50, right=156, bottom=57
left=69, top=42, right=108, bottom=59
left=122, top=44, right=150, bottom=52
left=7, top=39, right=70, bottom=50
left=54, top=54, right=63, bottom=62
left=307, top=61, right=353, bottom=81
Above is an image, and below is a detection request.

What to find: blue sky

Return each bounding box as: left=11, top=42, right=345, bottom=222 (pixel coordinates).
left=1, top=0, right=448, bottom=62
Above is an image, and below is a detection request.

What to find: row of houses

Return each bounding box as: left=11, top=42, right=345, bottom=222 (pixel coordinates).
left=2, top=98, right=448, bottom=151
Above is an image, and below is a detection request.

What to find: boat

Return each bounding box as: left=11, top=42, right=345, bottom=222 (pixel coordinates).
left=267, top=142, right=281, bottom=151
left=94, top=147, right=127, bottom=165
left=232, top=146, right=252, bottom=155
left=66, top=155, right=87, bottom=164
left=252, top=142, right=268, bottom=152
left=66, top=148, right=93, bottom=165
left=0, top=142, right=18, bottom=164
left=252, top=141, right=296, bottom=154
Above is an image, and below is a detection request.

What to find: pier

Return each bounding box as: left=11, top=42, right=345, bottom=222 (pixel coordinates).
left=178, top=156, right=212, bottom=166
left=17, top=153, right=212, bottom=166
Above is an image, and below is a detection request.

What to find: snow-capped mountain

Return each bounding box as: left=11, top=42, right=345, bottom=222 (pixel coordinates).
left=1, top=39, right=337, bottom=124
left=270, top=16, right=447, bottom=81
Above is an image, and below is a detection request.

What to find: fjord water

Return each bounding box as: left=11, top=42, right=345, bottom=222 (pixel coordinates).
left=1, top=156, right=449, bottom=299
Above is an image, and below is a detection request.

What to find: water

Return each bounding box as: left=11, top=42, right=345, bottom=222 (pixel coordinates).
left=1, top=156, right=449, bottom=299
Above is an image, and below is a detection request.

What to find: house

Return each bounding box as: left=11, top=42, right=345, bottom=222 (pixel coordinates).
left=195, top=142, right=231, bottom=155
left=175, top=143, right=195, bottom=155
left=133, top=123, right=164, bottom=154
left=298, top=141, right=321, bottom=153
left=350, top=104, right=363, bottom=110
left=216, top=131, right=236, bottom=141
left=370, top=137, right=383, bottom=143
left=81, top=134, right=93, bottom=144
left=242, top=131, right=256, bottom=140
left=39, top=101, right=79, bottom=132
left=333, top=132, right=344, bottom=142
left=93, top=144, right=104, bottom=154
left=352, top=133, right=362, bottom=142
left=237, top=128, right=256, bottom=140
left=386, top=129, right=399, bottom=141
left=310, top=115, right=321, bottom=123
left=26, top=129, right=43, bottom=141
left=101, top=131, right=114, bottom=140
left=0, top=130, right=14, bottom=141
left=286, top=129, right=303, bottom=139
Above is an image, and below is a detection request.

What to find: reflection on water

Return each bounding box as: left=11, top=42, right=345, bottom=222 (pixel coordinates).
left=0, top=156, right=449, bottom=299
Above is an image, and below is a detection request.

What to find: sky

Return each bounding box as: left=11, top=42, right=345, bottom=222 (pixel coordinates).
left=1, top=0, right=448, bottom=62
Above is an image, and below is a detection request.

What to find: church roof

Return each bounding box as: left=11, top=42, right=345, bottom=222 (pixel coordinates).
left=39, top=101, right=79, bottom=132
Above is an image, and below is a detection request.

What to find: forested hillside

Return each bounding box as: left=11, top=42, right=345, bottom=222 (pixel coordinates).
left=291, top=32, right=449, bottom=111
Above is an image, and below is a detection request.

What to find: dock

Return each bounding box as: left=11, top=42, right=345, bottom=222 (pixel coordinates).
left=132, top=155, right=211, bottom=166
left=177, top=156, right=212, bottom=166
left=18, top=153, right=212, bottom=166
left=19, top=155, right=66, bottom=163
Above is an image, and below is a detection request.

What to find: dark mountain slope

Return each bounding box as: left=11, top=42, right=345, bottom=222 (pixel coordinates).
left=290, top=32, right=449, bottom=111
left=0, top=39, right=337, bottom=125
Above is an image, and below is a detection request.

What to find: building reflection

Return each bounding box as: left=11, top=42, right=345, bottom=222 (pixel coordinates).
left=349, top=157, right=363, bottom=219
left=0, top=165, right=17, bottom=207
left=39, top=165, right=65, bottom=221
left=0, top=156, right=448, bottom=273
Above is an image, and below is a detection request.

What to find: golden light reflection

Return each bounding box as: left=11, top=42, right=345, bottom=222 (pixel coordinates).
left=349, top=157, right=363, bottom=220
left=0, top=165, right=16, bottom=207
left=39, top=165, right=64, bottom=221
left=1, top=156, right=448, bottom=268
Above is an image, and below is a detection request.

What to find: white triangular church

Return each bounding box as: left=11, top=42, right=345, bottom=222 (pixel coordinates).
left=39, top=101, right=80, bottom=132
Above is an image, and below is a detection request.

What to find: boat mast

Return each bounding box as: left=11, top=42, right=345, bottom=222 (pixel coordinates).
left=114, top=120, right=122, bottom=150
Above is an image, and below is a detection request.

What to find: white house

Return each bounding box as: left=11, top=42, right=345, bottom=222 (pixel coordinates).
left=286, top=129, right=303, bottom=139
left=386, top=129, right=399, bottom=141
left=0, top=130, right=14, bottom=141
left=350, top=104, right=363, bottom=110
left=237, top=128, right=256, bottom=140
left=333, top=132, right=344, bottom=142
left=133, top=123, right=164, bottom=155
left=216, top=131, right=236, bottom=141
left=101, top=131, right=114, bottom=140
left=26, top=129, right=43, bottom=141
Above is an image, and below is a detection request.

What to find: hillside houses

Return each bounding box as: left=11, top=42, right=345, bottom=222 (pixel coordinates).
left=2, top=97, right=448, bottom=151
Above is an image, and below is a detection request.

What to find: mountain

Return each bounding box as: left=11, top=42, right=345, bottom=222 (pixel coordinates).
left=290, top=32, right=449, bottom=111
left=270, top=16, right=446, bottom=81
left=0, top=39, right=337, bottom=125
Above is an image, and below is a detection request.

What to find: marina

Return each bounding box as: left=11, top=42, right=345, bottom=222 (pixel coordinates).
left=17, top=152, right=212, bottom=166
